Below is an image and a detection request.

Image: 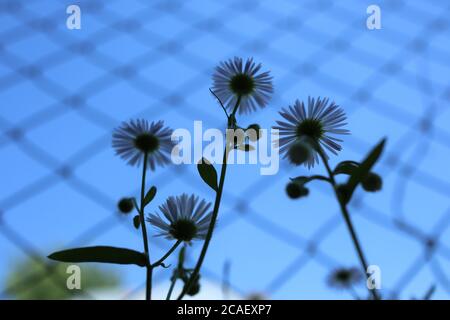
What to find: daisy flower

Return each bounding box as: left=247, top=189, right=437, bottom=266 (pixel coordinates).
left=212, top=57, right=273, bottom=115
left=147, top=194, right=213, bottom=242
left=112, top=119, right=174, bottom=170
left=327, top=267, right=363, bottom=290
left=274, top=97, right=350, bottom=168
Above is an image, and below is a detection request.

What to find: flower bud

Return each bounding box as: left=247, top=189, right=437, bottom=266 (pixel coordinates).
left=288, top=140, right=312, bottom=166
left=336, top=184, right=351, bottom=204
left=246, top=124, right=261, bottom=142
left=118, top=197, right=134, bottom=214
left=362, top=173, right=382, bottom=192
left=286, top=182, right=309, bottom=199
left=184, top=274, right=201, bottom=296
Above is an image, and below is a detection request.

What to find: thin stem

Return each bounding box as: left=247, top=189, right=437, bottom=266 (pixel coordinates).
left=166, top=276, right=177, bottom=300
left=291, top=174, right=331, bottom=184
left=231, top=96, right=242, bottom=120
left=309, top=174, right=331, bottom=183
left=209, top=88, right=229, bottom=118
left=423, top=284, right=436, bottom=300
left=318, top=149, right=380, bottom=300
left=177, top=95, right=241, bottom=300
left=152, top=240, right=182, bottom=268
left=177, top=147, right=229, bottom=299
left=348, top=285, right=361, bottom=300
left=139, top=152, right=152, bottom=300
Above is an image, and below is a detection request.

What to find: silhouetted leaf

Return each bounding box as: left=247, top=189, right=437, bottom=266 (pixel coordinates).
left=334, top=161, right=360, bottom=175
left=197, top=158, right=218, bottom=191
left=133, top=215, right=140, bottom=229
left=346, top=139, right=386, bottom=199
left=48, top=246, right=146, bottom=267
left=143, top=186, right=157, bottom=207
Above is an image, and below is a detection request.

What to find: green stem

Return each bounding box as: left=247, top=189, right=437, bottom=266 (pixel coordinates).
left=230, top=96, right=242, bottom=118
left=177, top=147, right=229, bottom=300
left=139, top=152, right=152, bottom=300
left=210, top=88, right=229, bottom=118
left=318, top=149, right=380, bottom=300
left=166, top=276, right=177, bottom=300
left=177, top=96, right=241, bottom=300
left=152, top=240, right=182, bottom=268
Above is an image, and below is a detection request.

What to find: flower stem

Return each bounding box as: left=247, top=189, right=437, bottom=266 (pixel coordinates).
left=231, top=96, right=242, bottom=118
left=166, top=276, right=177, bottom=300
left=348, top=285, right=361, bottom=300
left=152, top=240, right=182, bottom=268
left=318, top=149, right=380, bottom=300
left=177, top=96, right=241, bottom=300
left=139, top=152, right=152, bottom=300
left=177, top=147, right=229, bottom=300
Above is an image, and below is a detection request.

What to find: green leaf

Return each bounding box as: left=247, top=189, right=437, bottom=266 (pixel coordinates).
left=334, top=161, right=360, bottom=175
left=143, top=186, right=157, bottom=207
left=197, top=158, right=218, bottom=191
left=346, top=138, right=386, bottom=199
left=133, top=215, right=141, bottom=229
left=48, top=246, right=146, bottom=267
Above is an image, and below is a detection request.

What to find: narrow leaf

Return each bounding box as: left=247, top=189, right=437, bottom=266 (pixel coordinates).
left=144, top=186, right=157, bottom=206
left=48, top=246, right=146, bottom=267
left=347, top=139, right=386, bottom=198
left=334, top=161, right=360, bottom=175
left=133, top=215, right=141, bottom=229
left=197, top=158, right=218, bottom=191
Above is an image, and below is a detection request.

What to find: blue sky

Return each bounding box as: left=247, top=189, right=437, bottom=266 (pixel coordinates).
left=0, top=0, right=449, bottom=299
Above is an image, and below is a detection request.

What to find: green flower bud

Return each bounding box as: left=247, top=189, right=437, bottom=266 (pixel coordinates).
left=336, top=184, right=351, bottom=204
left=118, top=197, right=134, bottom=214
left=286, top=182, right=309, bottom=199
left=288, top=140, right=312, bottom=166
left=187, top=281, right=200, bottom=296
left=362, top=173, right=382, bottom=192
left=184, top=274, right=201, bottom=296
left=246, top=124, right=261, bottom=142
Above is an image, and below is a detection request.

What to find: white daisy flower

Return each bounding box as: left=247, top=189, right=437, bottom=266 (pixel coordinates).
left=212, top=57, right=273, bottom=115
left=147, top=194, right=213, bottom=242
left=274, top=97, right=350, bottom=168
left=112, top=119, right=174, bottom=170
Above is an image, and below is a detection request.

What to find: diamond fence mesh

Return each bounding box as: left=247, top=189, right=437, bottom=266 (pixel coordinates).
left=0, top=0, right=449, bottom=299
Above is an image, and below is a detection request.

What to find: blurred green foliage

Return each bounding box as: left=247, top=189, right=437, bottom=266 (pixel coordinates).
left=5, top=255, right=121, bottom=299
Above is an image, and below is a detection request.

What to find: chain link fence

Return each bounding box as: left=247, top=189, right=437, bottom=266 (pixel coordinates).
left=0, top=0, right=449, bottom=299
